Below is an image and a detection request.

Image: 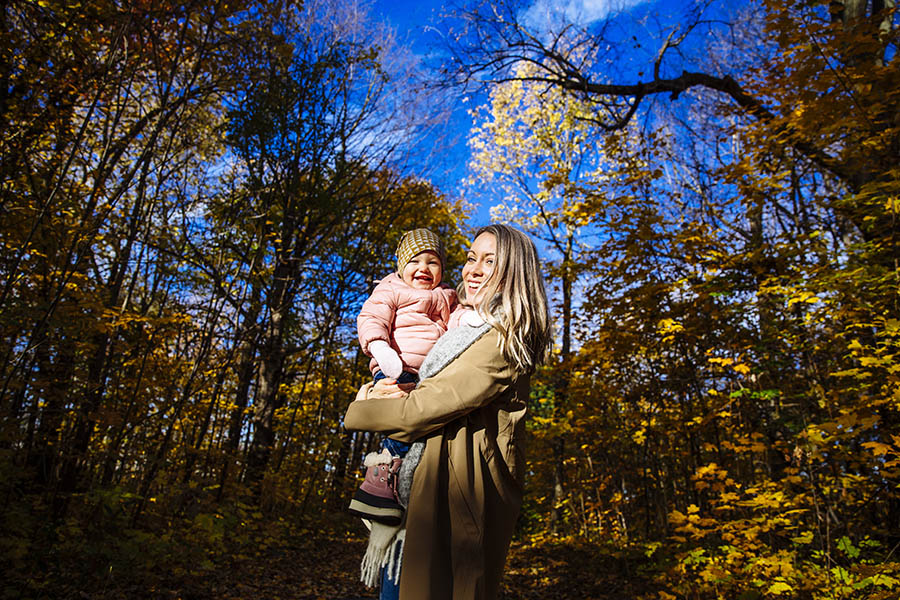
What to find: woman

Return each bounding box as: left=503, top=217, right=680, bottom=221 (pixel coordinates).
left=344, top=224, right=552, bottom=600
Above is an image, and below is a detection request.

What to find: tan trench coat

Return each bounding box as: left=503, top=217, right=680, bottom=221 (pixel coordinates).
left=344, top=328, right=530, bottom=600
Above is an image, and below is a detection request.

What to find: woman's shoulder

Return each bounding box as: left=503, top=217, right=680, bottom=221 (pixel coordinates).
left=464, top=327, right=506, bottom=362
left=441, top=327, right=518, bottom=387
left=420, top=323, right=510, bottom=380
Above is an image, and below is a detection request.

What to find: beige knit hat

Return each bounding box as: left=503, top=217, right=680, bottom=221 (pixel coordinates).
left=396, top=228, right=444, bottom=274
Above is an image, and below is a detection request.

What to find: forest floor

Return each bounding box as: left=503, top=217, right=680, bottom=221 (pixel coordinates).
left=130, top=530, right=661, bottom=600
left=10, top=509, right=665, bottom=600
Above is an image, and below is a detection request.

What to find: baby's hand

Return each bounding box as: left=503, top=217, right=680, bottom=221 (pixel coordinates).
left=369, top=340, right=403, bottom=379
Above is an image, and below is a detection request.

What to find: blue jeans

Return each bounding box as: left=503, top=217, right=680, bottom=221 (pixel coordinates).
left=370, top=371, right=412, bottom=599
left=373, top=370, right=418, bottom=385
left=373, top=370, right=418, bottom=457
left=379, top=542, right=402, bottom=600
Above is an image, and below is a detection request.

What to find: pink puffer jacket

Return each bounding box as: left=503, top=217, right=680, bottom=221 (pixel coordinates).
left=358, top=273, right=459, bottom=375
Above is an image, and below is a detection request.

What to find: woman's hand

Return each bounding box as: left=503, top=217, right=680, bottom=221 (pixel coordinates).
left=355, top=382, right=374, bottom=402
left=355, top=377, right=414, bottom=401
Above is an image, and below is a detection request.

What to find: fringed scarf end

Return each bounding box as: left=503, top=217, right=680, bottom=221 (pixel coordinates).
left=359, top=521, right=404, bottom=588
left=384, top=528, right=406, bottom=584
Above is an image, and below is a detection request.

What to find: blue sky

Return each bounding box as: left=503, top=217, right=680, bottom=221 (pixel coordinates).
left=370, top=0, right=479, bottom=222
left=366, top=0, right=738, bottom=227
left=372, top=0, right=663, bottom=40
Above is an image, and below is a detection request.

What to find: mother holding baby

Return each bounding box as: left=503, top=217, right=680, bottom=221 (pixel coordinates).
left=343, top=224, right=552, bottom=600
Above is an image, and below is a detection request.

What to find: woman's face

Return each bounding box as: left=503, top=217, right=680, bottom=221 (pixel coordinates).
left=462, top=232, right=496, bottom=308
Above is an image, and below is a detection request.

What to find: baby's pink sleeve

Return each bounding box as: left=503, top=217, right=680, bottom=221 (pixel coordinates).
left=357, top=282, right=397, bottom=354
left=447, top=303, right=470, bottom=329
left=439, top=286, right=458, bottom=324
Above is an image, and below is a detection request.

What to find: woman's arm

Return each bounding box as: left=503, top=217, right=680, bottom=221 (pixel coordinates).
left=344, top=329, right=514, bottom=442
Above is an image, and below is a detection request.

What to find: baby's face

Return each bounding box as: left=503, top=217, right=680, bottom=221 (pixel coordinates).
left=401, top=250, right=442, bottom=290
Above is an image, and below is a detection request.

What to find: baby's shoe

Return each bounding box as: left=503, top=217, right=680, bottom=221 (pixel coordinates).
left=347, top=449, right=404, bottom=526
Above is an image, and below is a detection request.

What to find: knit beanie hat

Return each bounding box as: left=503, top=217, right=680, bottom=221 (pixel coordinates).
left=396, top=228, right=444, bottom=274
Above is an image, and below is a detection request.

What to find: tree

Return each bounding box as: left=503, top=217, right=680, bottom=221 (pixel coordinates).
left=218, top=0, right=454, bottom=490
left=468, top=57, right=630, bottom=530
left=444, top=0, right=899, bottom=252
left=1, top=0, right=472, bottom=593
left=0, top=0, right=248, bottom=517
left=452, top=1, right=900, bottom=595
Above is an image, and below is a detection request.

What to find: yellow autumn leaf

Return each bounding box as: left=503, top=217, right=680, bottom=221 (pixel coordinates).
left=862, top=441, right=893, bottom=456
left=657, top=318, right=684, bottom=333
left=732, top=363, right=751, bottom=375
left=767, top=581, right=794, bottom=594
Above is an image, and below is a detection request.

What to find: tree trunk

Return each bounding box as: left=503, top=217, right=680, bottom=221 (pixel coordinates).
left=245, top=263, right=292, bottom=489
left=549, top=232, right=574, bottom=534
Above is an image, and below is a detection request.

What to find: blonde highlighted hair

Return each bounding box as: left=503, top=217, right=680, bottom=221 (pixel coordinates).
left=464, top=224, right=552, bottom=374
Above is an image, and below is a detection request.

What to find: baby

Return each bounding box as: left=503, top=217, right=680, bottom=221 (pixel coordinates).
left=348, top=228, right=460, bottom=525
left=357, top=228, right=458, bottom=386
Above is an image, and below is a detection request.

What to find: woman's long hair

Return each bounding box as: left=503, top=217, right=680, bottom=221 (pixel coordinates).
left=464, top=224, right=552, bottom=374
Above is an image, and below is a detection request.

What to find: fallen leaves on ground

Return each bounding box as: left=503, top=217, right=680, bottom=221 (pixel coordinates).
left=45, top=528, right=657, bottom=599
left=191, top=534, right=655, bottom=600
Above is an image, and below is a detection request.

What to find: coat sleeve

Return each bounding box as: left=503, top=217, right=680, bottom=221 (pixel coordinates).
left=357, top=281, right=398, bottom=355
left=344, top=330, right=514, bottom=442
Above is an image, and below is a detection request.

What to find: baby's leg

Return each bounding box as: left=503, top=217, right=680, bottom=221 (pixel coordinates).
left=381, top=437, right=411, bottom=458
left=379, top=370, right=418, bottom=458
left=348, top=449, right=404, bottom=526
left=347, top=370, right=418, bottom=524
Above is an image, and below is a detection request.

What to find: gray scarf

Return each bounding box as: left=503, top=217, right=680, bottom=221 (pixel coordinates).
left=396, top=320, right=492, bottom=507
left=359, top=319, right=492, bottom=588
